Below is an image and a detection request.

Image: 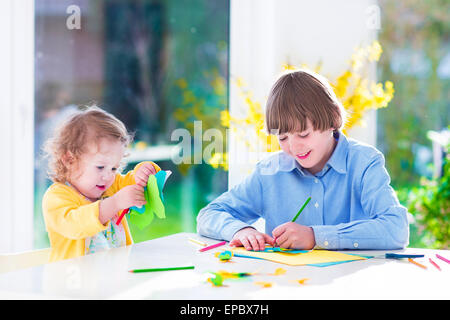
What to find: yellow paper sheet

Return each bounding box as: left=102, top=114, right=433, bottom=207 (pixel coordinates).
left=231, top=247, right=367, bottom=266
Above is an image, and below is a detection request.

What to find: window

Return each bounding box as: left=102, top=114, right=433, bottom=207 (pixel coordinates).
left=377, top=0, right=449, bottom=247
left=377, top=1, right=449, bottom=189
left=34, top=0, right=229, bottom=247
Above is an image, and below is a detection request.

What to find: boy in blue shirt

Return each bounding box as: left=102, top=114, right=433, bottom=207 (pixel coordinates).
left=197, top=69, right=409, bottom=251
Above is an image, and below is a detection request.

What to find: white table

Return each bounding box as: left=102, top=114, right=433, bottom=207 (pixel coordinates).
left=0, top=232, right=448, bottom=300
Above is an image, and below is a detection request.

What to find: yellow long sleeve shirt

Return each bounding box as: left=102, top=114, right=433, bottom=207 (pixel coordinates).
left=42, top=161, right=160, bottom=262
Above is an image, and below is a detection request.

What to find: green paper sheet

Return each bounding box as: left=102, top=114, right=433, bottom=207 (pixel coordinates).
left=128, top=171, right=167, bottom=230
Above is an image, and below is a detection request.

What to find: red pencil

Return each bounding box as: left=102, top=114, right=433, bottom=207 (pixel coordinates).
left=116, top=208, right=129, bottom=226
left=199, top=241, right=227, bottom=252
left=428, top=258, right=441, bottom=271
left=436, top=254, right=450, bottom=265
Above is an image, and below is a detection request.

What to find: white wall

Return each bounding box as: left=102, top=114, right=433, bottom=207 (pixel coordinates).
left=0, top=0, right=35, bottom=253
left=229, top=0, right=379, bottom=189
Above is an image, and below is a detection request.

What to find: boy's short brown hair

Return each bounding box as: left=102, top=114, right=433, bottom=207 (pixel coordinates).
left=44, top=105, right=133, bottom=183
left=265, top=69, right=346, bottom=134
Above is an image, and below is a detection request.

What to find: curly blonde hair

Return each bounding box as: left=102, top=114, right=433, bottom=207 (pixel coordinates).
left=43, top=105, right=133, bottom=183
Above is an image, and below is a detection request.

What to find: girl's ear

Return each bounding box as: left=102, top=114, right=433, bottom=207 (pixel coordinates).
left=61, top=151, right=75, bottom=167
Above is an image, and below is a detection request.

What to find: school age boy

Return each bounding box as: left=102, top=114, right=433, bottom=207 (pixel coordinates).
left=197, top=70, right=409, bottom=251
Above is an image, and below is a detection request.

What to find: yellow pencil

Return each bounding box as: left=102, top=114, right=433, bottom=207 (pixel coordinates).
left=189, top=238, right=207, bottom=247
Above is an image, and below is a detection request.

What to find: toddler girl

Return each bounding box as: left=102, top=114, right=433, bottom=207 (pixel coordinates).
left=43, top=106, right=160, bottom=262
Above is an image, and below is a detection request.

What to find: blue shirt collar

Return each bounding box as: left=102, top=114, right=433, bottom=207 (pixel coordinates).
left=325, top=131, right=348, bottom=175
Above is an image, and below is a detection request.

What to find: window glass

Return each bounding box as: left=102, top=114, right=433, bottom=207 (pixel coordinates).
left=377, top=1, right=449, bottom=247
left=34, top=0, right=229, bottom=247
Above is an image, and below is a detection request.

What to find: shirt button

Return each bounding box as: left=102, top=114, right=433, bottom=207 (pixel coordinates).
left=324, top=241, right=329, bottom=247
left=353, top=242, right=359, bottom=248
left=314, top=202, right=319, bottom=208
left=314, top=178, right=319, bottom=183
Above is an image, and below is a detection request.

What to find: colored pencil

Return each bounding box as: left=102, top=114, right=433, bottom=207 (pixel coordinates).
left=116, top=208, right=129, bottom=226
left=428, top=258, right=441, bottom=271
left=436, top=254, right=450, bottom=265
left=189, top=238, right=207, bottom=247
left=129, top=266, right=195, bottom=273
left=273, top=197, right=311, bottom=247
left=199, top=241, right=227, bottom=252
left=408, top=258, right=427, bottom=270
left=292, top=197, right=311, bottom=222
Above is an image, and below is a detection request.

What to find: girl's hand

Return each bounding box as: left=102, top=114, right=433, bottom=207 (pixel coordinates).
left=99, top=184, right=145, bottom=224
left=272, top=222, right=316, bottom=250
left=113, top=184, right=146, bottom=210
left=134, top=162, right=157, bottom=187
left=229, top=227, right=274, bottom=251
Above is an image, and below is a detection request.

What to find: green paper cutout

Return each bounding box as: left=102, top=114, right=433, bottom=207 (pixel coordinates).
left=218, top=251, right=233, bottom=261
left=208, top=273, right=224, bottom=286
left=128, top=173, right=166, bottom=230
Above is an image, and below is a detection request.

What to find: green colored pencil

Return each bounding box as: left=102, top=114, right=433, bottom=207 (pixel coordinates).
left=291, top=197, right=311, bottom=222
left=129, top=266, right=195, bottom=273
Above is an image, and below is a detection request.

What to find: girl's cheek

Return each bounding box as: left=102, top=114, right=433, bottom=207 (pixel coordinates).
left=108, top=174, right=116, bottom=186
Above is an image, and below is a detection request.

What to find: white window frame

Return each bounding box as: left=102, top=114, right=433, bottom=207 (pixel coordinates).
left=0, top=0, right=35, bottom=253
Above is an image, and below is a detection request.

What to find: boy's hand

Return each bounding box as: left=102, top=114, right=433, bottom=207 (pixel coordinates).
left=134, top=162, right=157, bottom=187
left=272, top=222, right=316, bottom=249
left=229, top=227, right=274, bottom=251
left=113, top=184, right=146, bottom=210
